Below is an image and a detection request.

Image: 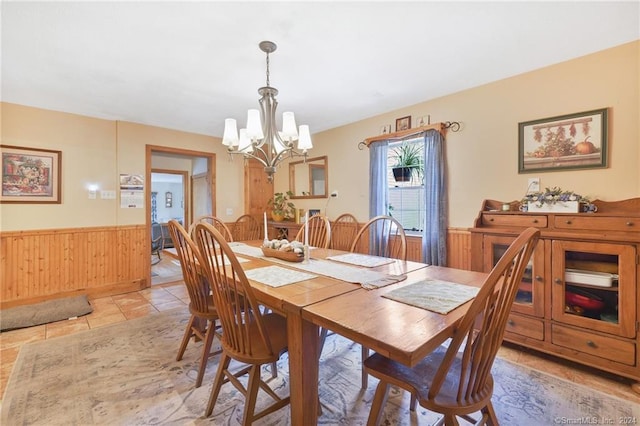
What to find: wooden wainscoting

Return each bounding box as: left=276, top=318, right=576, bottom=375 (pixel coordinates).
left=405, top=228, right=471, bottom=269
left=1, top=225, right=148, bottom=308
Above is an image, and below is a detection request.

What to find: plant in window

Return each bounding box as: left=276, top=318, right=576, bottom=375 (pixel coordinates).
left=268, top=191, right=295, bottom=221
left=390, top=143, right=423, bottom=182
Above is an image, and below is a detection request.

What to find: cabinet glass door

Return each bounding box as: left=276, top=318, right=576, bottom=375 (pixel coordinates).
left=484, top=235, right=545, bottom=317
left=551, top=240, right=636, bottom=338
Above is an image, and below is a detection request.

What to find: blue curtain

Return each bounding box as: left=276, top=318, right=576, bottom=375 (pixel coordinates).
left=369, top=141, right=388, bottom=218
left=421, top=130, right=447, bottom=265
left=369, top=142, right=389, bottom=253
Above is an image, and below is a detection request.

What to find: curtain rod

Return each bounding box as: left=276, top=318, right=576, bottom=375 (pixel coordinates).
left=358, top=121, right=460, bottom=150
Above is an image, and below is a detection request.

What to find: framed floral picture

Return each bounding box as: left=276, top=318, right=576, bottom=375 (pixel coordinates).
left=518, top=108, right=608, bottom=173
left=1, top=145, right=62, bottom=203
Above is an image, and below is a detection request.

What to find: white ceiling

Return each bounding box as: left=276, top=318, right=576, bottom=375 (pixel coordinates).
left=2, top=1, right=639, bottom=138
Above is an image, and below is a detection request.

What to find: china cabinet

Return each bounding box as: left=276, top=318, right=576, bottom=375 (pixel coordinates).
left=470, top=198, right=640, bottom=390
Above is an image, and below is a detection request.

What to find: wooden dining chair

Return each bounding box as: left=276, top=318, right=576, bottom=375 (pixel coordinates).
left=295, top=214, right=331, bottom=248
left=167, top=219, right=221, bottom=388
left=350, top=215, right=407, bottom=261
left=194, top=222, right=290, bottom=425
left=189, top=215, right=233, bottom=242
left=364, top=227, right=541, bottom=426
left=330, top=213, right=360, bottom=251
left=350, top=215, right=407, bottom=388
left=232, top=214, right=261, bottom=241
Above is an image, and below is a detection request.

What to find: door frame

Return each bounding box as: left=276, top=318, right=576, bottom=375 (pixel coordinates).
left=146, top=144, right=216, bottom=286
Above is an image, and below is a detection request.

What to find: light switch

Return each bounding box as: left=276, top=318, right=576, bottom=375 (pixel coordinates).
left=226, top=208, right=233, bottom=216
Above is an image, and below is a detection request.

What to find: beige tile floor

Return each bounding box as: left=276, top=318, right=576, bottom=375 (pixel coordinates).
left=2, top=274, right=640, bottom=408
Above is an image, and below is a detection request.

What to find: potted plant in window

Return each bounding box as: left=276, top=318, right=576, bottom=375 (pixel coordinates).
left=268, top=191, right=295, bottom=221
left=391, top=144, right=423, bottom=182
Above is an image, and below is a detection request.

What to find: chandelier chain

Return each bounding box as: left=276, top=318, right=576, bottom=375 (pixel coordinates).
left=265, top=51, right=270, bottom=87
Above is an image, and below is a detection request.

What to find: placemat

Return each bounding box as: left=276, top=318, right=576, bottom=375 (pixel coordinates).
left=326, top=253, right=395, bottom=268
left=383, top=279, right=480, bottom=314
left=244, top=265, right=317, bottom=288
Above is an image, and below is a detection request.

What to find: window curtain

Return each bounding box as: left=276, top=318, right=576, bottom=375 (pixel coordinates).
left=421, top=130, right=447, bottom=265
left=369, top=141, right=389, bottom=253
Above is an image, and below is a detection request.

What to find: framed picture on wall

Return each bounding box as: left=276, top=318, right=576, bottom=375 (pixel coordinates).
left=518, top=108, right=608, bottom=173
left=395, top=116, right=411, bottom=132
left=1, top=145, right=62, bottom=204
left=308, top=209, right=321, bottom=217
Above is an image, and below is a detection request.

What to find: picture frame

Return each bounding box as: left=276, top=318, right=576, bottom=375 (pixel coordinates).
left=308, top=209, right=321, bottom=217
left=395, top=116, right=411, bottom=132
left=380, top=124, right=391, bottom=135
left=518, top=108, right=608, bottom=173
left=1, top=145, right=62, bottom=204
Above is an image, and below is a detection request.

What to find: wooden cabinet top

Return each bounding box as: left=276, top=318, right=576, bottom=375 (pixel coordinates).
left=471, top=198, right=640, bottom=243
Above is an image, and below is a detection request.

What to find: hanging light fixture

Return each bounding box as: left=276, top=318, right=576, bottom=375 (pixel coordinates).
left=222, top=40, right=313, bottom=182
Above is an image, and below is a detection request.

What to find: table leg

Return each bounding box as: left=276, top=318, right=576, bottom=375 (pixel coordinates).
left=287, top=311, right=319, bottom=425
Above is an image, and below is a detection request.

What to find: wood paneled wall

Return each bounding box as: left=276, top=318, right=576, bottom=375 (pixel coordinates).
left=1, top=225, right=148, bottom=308
left=1, top=224, right=472, bottom=308
left=405, top=227, right=471, bottom=269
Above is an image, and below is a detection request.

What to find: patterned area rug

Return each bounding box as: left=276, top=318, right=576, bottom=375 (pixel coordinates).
left=2, top=309, right=638, bottom=425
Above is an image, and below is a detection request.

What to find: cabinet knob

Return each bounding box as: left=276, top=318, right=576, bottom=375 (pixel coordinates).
left=586, top=340, right=597, bottom=348
left=565, top=220, right=572, bottom=224
left=532, top=219, right=538, bottom=224
left=554, top=278, right=562, bottom=284
left=489, top=218, right=494, bottom=222
left=626, top=222, right=633, bottom=226
left=508, top=320, right=515, bottom=326
left=535, top=275, right=543, bottom=282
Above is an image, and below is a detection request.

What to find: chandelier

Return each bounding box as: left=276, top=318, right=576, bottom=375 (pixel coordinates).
left=222, top=41, right=313, bottom=182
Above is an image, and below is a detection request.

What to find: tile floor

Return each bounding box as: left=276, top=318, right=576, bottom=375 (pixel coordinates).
left=2, top=280, right=640, bottom=408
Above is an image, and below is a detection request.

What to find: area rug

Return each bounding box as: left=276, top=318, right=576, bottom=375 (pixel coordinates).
left=0, top=295, right=93, bottom=332
left=2, top=309, right=638, bottom=425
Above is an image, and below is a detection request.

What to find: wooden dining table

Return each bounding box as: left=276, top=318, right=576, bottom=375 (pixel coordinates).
left=221, top=241, right=488, bottom=426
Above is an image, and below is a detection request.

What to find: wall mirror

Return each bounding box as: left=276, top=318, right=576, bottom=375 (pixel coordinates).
left=289, top=156, right=328, bottom=199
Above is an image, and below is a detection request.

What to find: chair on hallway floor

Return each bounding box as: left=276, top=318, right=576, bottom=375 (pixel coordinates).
left=194, top=222, right=290, bottom=425
left=364, top=228, right=540, bottom=426
left=294, top=214, right=331, bottom=248
left=151, top=221, right=164, bottom=265
left=167, top=219, right=221, bottom=388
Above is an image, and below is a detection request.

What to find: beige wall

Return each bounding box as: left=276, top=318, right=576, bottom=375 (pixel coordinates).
left=289, top=41, right=639, bottom=227
left=2, top=41, right=638, bottom=231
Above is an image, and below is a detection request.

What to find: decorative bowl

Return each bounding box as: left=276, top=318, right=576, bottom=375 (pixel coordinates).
left=261, top=247, right=304, bottom=262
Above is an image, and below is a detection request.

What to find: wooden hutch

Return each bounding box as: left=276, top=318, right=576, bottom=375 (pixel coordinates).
left=470, top=198, right=640, bottom=392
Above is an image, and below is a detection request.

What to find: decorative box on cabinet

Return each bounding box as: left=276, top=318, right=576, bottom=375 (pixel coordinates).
left=470, top=198, right=640, bottom=392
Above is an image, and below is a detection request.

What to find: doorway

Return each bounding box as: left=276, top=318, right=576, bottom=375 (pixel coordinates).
left=146, top=145, right=216, bottom=286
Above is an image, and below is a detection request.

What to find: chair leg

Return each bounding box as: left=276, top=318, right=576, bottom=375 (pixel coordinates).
left=410, top=394, right=417, bottom=411
left=176, top=315, right=196, bottom=361
left=205, top=353, right=231, bottom=417
left=482, top=401, right=499, bottom=426
left=242, top=365, right=262, bottom=426
left=270, top=362, right=278, bottom=378
left=361, top=345, right=369, bottom=389
left=195, top=319, right=216, bottom=388
left=366, top=381, right=390, bottom=426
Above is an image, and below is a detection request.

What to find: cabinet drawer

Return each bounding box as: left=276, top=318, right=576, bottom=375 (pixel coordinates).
left=506, top=314, right=544, bottom=340
left=551, top=325, right=636, bottom=365
left=554, top=216, right=639, bottom=232
left=482, top=214, right=547, bottom=228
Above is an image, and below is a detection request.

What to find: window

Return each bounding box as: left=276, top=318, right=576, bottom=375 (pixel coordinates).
left=387, top=137, right=424, bottom=234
